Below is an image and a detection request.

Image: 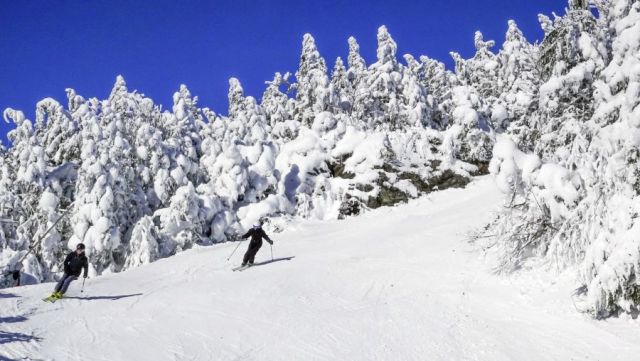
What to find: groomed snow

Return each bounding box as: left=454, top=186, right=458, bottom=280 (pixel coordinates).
left=1, top=176, right=639, bottom=361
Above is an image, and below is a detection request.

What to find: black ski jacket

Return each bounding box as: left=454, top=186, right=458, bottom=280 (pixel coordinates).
left=64, top=251, right=89, bottom=277
left=241, top=227, right=273, bottom=245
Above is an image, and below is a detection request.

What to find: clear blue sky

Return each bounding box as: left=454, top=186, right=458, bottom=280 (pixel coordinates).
left=0, top=0, right=568, bottom=144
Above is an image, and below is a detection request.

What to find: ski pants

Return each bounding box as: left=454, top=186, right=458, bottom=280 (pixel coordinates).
left=54, top=273, right=77, bottom=294
left=243, top=240, right=263, bottom=265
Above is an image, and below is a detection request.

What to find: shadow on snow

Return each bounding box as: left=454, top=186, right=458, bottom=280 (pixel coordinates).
left=0, top=316, right=27, bottom=324
left=0, top=292, right=42, bottom=356
left=64, top=293, right=143, bottom=301
left=252, top=256, right=296, bottom=267
left=0, top=330, right=42, bottom=345
left=0, top=292, right=19, bottom=299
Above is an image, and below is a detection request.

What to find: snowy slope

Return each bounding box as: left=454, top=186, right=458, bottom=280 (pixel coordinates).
left=1, top=176, right=639, bottom=361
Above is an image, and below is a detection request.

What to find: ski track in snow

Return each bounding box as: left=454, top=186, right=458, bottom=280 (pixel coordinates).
left=1, top=176, right=639, bottom=361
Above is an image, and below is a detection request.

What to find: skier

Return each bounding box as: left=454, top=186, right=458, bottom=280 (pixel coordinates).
left=240, top=223, right=273, bottom=267
left=47, top=243, right=88, bottom=300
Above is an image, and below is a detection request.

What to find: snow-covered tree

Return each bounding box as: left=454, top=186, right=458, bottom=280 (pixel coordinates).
left=482, top=0, right=640, bottom=317
left=329, top=57, right=352, bottom=114
left=573, top=0, right=640, bottom=316
left=70, top=76, right=139, bottom=273
left=452, top=31, right=500, bottom=103
left=124, top=215, right=159, bottom=269
left=261, top=73, right=298, bottom=141
left=0, top=144, right=16, bottom=250
left=494, top=20, right=539, bottom=134
left=353, top=26, right=406, bottom=130
left=37, top=98, right=81, bottom=165
left=536, top=8, right=604, bottom=163
left=3, top=109, right=47, bottom=246
left=224, top=78, right=270, bottom=143
left=261, top=72, right=292, bottom=127
left=443, top=85, right=493, bottom=166
left=419, top=55, right=455, bottom=129
left=154, top=182, right=204, bottom=254
left=135, top=121, right=168, bottom=209
left=401, top=54, right=432, bottom=128
left=292, top=34, right=330, bottom=126
left=346, top=36, right=367, bottom=97
left=163, top=85, right=203, bottom=189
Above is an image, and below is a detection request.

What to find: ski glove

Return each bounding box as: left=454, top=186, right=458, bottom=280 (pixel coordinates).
left=268, top=240, right=274, bottom=245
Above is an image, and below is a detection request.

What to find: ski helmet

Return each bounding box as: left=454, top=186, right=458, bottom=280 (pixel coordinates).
left=76, top=243, right=86, bottom=250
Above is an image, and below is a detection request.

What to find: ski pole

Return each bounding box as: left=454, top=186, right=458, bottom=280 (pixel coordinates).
left=227, top=240, right=243, bottom=261
left=80, top=278, right=86, bottom=294
left=270, top=244, right=274, bottom=261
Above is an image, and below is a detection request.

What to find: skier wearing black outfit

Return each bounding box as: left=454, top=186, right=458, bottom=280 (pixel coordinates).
left=241, top=224, right=273, bottom=266
left=49, top=243, right=88, bottom=299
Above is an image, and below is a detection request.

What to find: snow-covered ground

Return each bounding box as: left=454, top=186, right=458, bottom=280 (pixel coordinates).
left=1, top=176, right=639, bottom=361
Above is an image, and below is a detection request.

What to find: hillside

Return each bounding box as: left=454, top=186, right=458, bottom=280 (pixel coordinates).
left=2, top=177, right=639, bottom=361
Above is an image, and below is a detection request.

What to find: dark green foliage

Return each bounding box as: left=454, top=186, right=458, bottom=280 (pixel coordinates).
left=355, top=183, right=374, bottom=192
left=367, top=185, right=409, bottom=208
left=338, top=196, right=361, bottom=219
left=326, top=154, right=355, bottom=179
left=604, top=275, right=640, bottom=317
left=426, top=170, right=471, bottom=192
left=398, top=172, right=430, bottom=192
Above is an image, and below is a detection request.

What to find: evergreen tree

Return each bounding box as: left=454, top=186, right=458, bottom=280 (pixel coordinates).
left=225, top=78, right=270, bottom=143
left=329, top=57, right=352, bottom=114
left=293, top=34, right=330, bottom=126
left=484, top=0, right=640, bottom=317
left=154, top=182, right=203, bottom=254
left=346, top=36, right=367, bottom=95
left=534, top=3, right=605, bottom=163
left=419, top=55, right=455, bottom=129
left=166, top=85, right=203, bottom=187
left=0, top=144, right=16, bottom=250
left=124, top=215, right=159, bottom=269
left=353, top=26, right=406, bottom=130
left=36, top=98, right=81, bottom=165
left=495, top=20, right=539, bottom=134
left=135, top=120, right=168, bottom=209
left=452, top=31, right=500, bottom=110
left=261, top=72, right=292, bottom=127
left=575, top=0, right=640, bottom=316
left=401, top=54, right=432, bottom=128
left=70, top=76, right=138, bottom=273
left=225, top=78, right=250, bottom=141
left=228, top=77, right=246, bottom=121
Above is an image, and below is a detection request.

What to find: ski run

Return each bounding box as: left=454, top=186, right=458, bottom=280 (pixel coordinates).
left=2, top=177, right=639, bottom=361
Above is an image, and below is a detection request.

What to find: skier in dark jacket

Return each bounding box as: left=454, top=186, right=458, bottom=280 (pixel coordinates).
left=241, top=223, right=273, bottom=266
left=49, top=243, right=88, bottom=299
